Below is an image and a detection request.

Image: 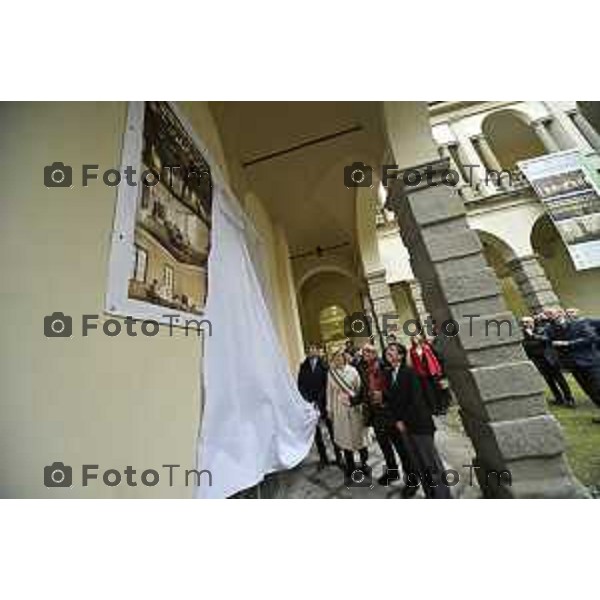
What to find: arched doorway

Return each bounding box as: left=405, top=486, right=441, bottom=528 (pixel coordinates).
left=475, top=229, right=529, bottom=317
left=482, top=109, right=547, bottom=171
left=318, top=305, right=348, bottom=354
left=531, top=214, right=600, bottom=315
left=297, top=270, right=365, bottom=352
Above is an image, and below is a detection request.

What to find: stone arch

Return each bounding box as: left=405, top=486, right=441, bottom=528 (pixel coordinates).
left=296, top=264, right=363, bottom=294
left=297, top=269, right=366, bottom=347
left=467, top=200, right=544, bottom=259
left=531, top=213, right=600, bottom=315
left=482, top=109, right=547, bottom=171
left=473, top=228, right=528, bottom=316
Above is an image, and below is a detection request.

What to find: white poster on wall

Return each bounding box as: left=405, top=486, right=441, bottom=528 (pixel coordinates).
left=518, top=149, right=600, bottom=271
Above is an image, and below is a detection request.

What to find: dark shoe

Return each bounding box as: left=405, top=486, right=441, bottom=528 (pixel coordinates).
left=592, top=417, right=600, bottom=424
left=550, top=398, right=565, bottom=406
left=317, top=457, right=330, bottom=470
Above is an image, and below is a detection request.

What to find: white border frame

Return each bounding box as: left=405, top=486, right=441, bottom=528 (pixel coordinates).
left=104, top=101, right=214, bottom=326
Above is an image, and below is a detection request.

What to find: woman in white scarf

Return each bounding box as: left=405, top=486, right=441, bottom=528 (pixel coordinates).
left=326, top=350, right=368, bottom=478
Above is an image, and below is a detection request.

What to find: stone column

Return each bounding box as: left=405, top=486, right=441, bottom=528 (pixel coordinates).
left=532, top=118, right=561, bottom=153
left=457, top=137, right=493, bottom=195
left=507, top=254, right=561, bottom=314
left=365, top=269, right=397, bottom=351
left=569, top=111, right=600, bottom=152
left=438, top=143, right=476, bottom=201
left=407, top=279, right=429, bottom=328
left=470, top=136, right=501, bottom=194
left=385, top=158, right=586, bottom=498
left=473, top=134, right=509, bottom=190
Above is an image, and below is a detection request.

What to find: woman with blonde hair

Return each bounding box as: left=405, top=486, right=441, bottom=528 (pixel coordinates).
left=326, top=350, right=368, bottom=478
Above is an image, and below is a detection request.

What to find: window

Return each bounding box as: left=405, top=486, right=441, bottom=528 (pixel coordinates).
left=132, top=246, right=148, bottom=283
left=163, top=264, right=174, bottom=297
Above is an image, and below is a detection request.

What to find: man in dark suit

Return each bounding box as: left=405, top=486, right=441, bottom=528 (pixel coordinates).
left=383, top=344, right=451, bottom=499
left=521, top=316, right=575, bottom=407
left=355, top=343, right=415, bottom=489
left=567, top=307, right=600, bottom=350
left=297, top=344, right=342, bottom=467
left=548, top=310, right=600, bottom=423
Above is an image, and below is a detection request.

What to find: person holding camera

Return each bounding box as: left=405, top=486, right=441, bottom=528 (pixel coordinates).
left=326, top=350, right=368, bottom=479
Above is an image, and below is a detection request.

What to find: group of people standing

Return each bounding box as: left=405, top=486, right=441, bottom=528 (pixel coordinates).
left=520, top=307, right=600, bottom=422
left=297, top=334, right=452, bottom=499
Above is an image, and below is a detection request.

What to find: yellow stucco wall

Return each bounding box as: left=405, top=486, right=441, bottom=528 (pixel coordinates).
left=0, top=101, right=299, bottom=498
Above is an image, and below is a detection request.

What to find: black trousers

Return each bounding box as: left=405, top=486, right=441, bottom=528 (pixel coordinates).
left=404, top=433, right=451, bottom=499
left=420, top=376, right=449, bottom=415
left=342, top=448, right=369, bottom=477
left=533, top=359, right=574, bottom=404
left=371, top=407, right=415, bottom=478
left=314, top=413, right=342, bottom=464
left=571, top=366, right=600, bottom=408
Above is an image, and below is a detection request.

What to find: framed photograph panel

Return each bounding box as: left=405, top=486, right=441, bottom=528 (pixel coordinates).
left=105, top=101, right=213, bottom=326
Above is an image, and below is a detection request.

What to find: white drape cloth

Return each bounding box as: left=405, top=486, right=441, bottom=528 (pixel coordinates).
left=194, top=187, right=318, bottom=499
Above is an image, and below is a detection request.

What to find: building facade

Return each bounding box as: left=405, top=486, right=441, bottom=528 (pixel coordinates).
left=2, top=101, right=598, bottom=498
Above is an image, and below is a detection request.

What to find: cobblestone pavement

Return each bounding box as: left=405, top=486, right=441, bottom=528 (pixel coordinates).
left=257, top=409, right=481, bottom=499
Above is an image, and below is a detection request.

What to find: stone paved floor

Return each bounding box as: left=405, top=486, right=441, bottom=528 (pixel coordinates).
left=265, top=409, right=481, bottom=499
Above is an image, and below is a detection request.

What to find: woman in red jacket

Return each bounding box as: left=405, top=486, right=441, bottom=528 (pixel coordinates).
left=409, top=335, right=446, bottom=416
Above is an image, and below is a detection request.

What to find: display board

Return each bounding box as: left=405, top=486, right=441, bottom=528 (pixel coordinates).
left=519, top=150, right=600, bottom=270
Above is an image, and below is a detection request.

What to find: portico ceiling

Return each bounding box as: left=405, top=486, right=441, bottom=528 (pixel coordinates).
left=209, top=102, right=388, bottom=259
